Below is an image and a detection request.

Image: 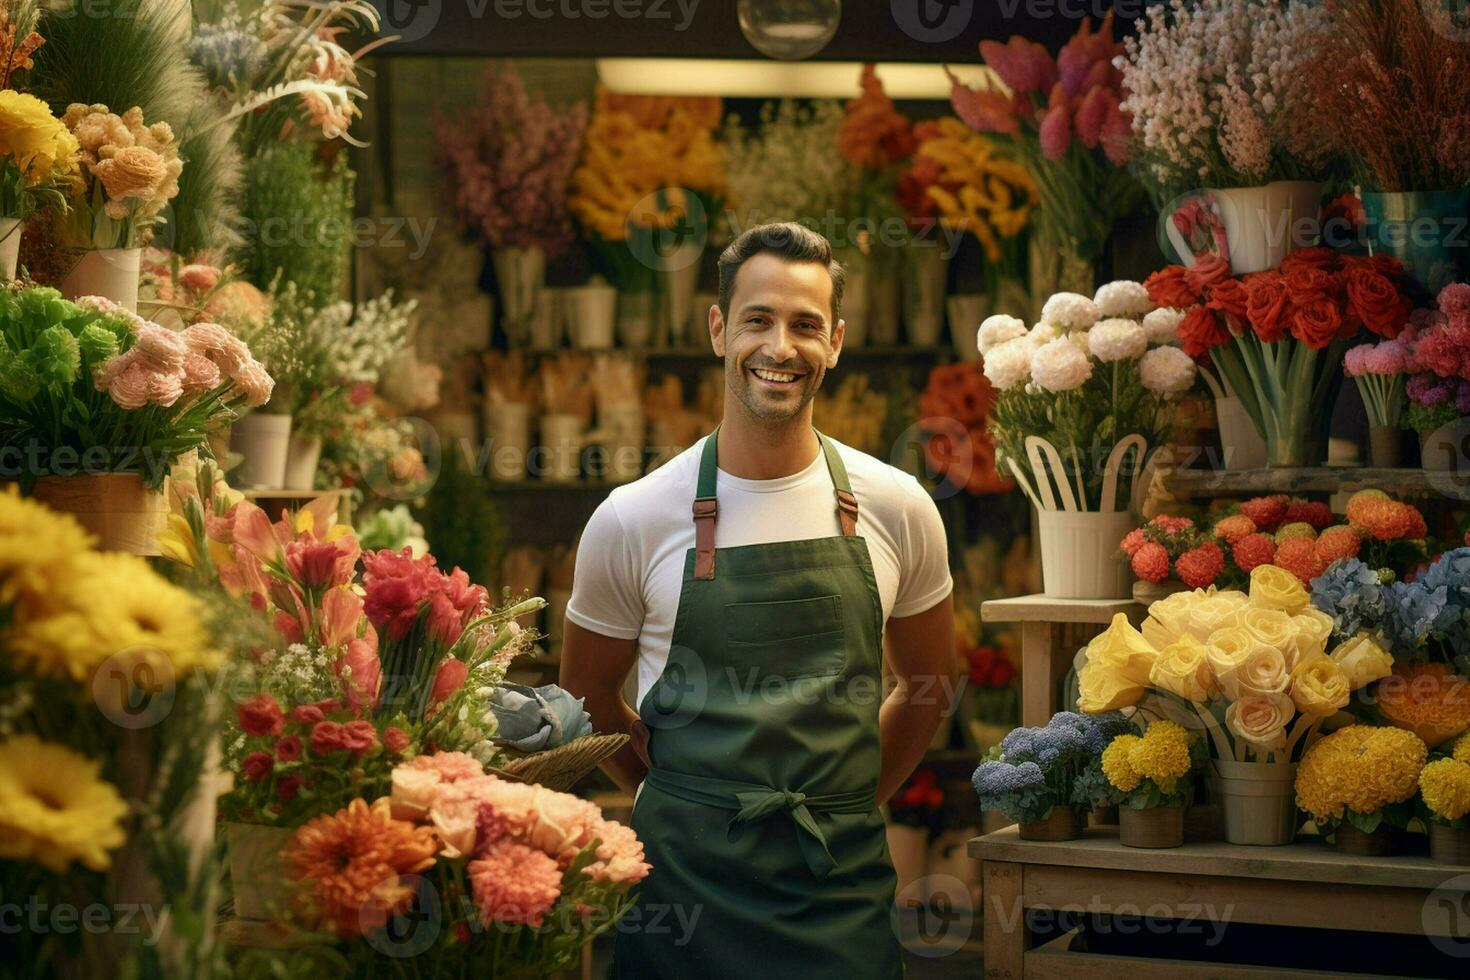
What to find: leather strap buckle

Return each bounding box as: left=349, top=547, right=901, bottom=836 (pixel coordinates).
left=835, top=488, right=859, bottom=537
left=693, top=497, right=718, bottom=580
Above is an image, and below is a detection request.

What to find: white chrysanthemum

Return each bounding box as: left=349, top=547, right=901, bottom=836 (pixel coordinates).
left=982, top=337, right=1034, bottom=391
left=1094, top=280, right=1153, bottom=319
left=1040, top=292, right=1100, bottom=330
left=1031, top=337, right=1093, bottom=392
left=1087, top=318, right=1149, bottom=363
left=1029, top=322, right=1063, bottom=347
left=1142, top=308, right=1185, bottom=345
left=1139, top=345, right=1198, bottom=395
left=977, top=314, right=1028, bottom=356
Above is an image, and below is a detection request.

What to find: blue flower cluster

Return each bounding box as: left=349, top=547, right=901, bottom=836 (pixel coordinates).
left=972, top=711, right=1130, bottom=824
left=1313, top=550, right=1470, bottom=672
left=1310, top=558, right=1391, bottom=639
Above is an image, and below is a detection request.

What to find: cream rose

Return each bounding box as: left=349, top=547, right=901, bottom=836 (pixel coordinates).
left=1291, top=607, right=1335, bottom=663
left=1186, top=590, right=1250, bottom=641
left=1149, top=635, right=1218, bottom=702
left=1331, top=632, right=1394, bottom=690
left=1215, top=642, right=1290, bottom=699
left=389, top=767, right=441, bottom=822
left=1206, top=626, right=1255, bottom=676
left=428, top=798, right=479, bottom=859
left=1234, top=606, right=1298, bottom=665
left=1077, top=613, right=1158, bottom=712
left=1141, top=589, right=1196, bottom=648
left=1290, top=655, right=1350, bottom=718
left=1249, top=564, right=1309, bottom=614
left=1225, top=692, right=1296, bottom=752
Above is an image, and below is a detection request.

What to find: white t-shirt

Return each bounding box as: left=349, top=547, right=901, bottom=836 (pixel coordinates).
left=565, top=434, right=954, bottom=707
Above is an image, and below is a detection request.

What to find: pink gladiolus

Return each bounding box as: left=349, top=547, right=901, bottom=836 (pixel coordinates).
left=1100, top=102, right=1132, bottom=166
left=274, top=609, right=305, bottom=645
left=978, top=36, right=1057, bottom=97
left=1074, top=86, right=1111, bottom=149
left=342, top=634, right=382, bottom=711
left=946, top=69, right=1019, bottom=137
left=429, top=658, right=469, bottom=709
left=318, top=587, right=364, bottom=647
left=1039, top=104, right=1072, bottom=160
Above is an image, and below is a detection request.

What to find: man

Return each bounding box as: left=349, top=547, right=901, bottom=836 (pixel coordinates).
left=562, top=222, right=956, bottom=978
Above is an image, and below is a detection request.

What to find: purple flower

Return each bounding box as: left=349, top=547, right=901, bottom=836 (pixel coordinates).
left=972, top=760, right=1045, bottom=796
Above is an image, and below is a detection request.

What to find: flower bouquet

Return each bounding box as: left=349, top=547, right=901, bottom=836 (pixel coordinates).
left=1418, top=732, right=1470, bottom=863
left=1078, top=718, right=1202, bottom=848
left=0, top=491, right=226, bottom=975
left=1400, top=283, right=1470, bottom=469
left=916, top=361, right=1011, bottom=495
left=0, top=285, right=271, bottom=551
left=264, top=752, right=648, bottom=977
left=947, top=12, right=1141, bottom=285
left=1122, top=515, right=1232, bottom=598
left=982, top=281, right=1196, bottom=597
left=1117, top=0, right=1331, bottom=271
left=971, top=710, right=1131, bottom=840
left=1295, top=725, right=1426, bottom=855
left=1345, top=336, right=1410, bottom=465
left=1145, top=247, right=1414, bottom=466
left=1078, top=566, right=1395, bottom=844
left=0, top=86, right=76, bottom=277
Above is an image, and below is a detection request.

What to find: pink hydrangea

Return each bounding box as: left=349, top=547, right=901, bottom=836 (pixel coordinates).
left=1438, top=283, right=1470, bottom=317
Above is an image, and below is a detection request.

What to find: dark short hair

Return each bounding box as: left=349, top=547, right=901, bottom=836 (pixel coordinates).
left=717, top=222, right=846, bottom=324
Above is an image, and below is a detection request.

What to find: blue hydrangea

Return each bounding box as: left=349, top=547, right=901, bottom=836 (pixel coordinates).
left=999, top=726, right=1036, bottom=760
left=1311, top=558, right=1390, bottom=639
left=972, top=760, right=1045, bottom=797
left=1080, top=711, right=1133, bottom=753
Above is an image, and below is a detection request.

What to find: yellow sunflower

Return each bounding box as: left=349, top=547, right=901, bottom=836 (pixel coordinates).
left=0, top=735, right=129, bottom=872
left=0, top=489, right=95, bottom=609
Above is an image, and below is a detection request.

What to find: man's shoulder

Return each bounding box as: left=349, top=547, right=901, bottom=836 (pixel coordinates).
left=828, top=437, right=932, bottom=515
left=602, top=437, right=703, bottom=524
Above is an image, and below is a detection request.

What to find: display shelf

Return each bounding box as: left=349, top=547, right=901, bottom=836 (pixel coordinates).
left=1162, top=466, right=1447, bottom=498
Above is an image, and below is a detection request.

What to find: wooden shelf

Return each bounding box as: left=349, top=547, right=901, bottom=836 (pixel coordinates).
left=1162, top=466, right=1443, bottom=498
left=981, top=595, right=1141, bottom=626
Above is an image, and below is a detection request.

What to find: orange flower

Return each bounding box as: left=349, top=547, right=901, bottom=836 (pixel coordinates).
left=837, top=64, right=915, bottom=170
left=1378, top=664, right=1470, bottom=749
left=283, top=798, right=439, bottom=937
left=1345, top=492, right=1426, bottom=541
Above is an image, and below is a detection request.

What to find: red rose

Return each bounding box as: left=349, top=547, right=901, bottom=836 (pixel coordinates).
left=1244, top=273, right=1292, bottom=342
left=341, top=720, right=378, bottom=754
left=1290, top=298, right=1343, bottom=349
left=1279, top=246, right=1338, bottom=275
left=290, top=704, right=325, bottom=726
left=1206, top=278, right=1249, bottom=319
left=1283, top=266, right=1334, bottom=302
left=1184, top=254, right=1232, bottom=296
left=242, top=751, right=274, bottom=783
left=277, top=776, right=304, bottom=801
left=238, top=694, right=284, bottom=737
left=275, top=735, right=303, bottom=762
left=1144, top=265, right=1197, bottom=309
left=1178, top=306, right=1230, bottom=358
left=309, top=721, right=349, bottom=755
left=1344, top=267, right=1409, bottom=338
left=383, top=726, right=411, bottom=755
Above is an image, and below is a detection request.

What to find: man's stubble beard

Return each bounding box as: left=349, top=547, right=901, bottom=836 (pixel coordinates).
left=725, top=355, right=825, bottom=430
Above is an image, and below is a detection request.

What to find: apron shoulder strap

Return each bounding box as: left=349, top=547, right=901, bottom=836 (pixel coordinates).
left=817, top=431, right=859, bottom=537
left=693, top=429, right=720, bottom=580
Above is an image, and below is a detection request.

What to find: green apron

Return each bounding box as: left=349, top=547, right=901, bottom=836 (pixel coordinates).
left=611, top=428, right=903, bottom=979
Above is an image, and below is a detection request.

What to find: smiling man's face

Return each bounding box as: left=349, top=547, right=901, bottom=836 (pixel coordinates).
left=712, top=252, right=844, bottom=427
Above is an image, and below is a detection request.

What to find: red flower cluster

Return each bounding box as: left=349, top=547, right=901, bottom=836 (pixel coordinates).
left=918, top=363, right=1012, bottom=495
left=892, top=769, right=944, bottom=812
left=1120, top=515, right=1224, bottom=588
left=837, top=64, right=916, bottom=172
left=965, top=646, right=1017, bottom=689
left=1144, top=249, right=1413, bottom=357
left=362, top=548, right=490, bottom=645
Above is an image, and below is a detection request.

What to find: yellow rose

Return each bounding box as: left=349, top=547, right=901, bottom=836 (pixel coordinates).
left=1290, top=655, right=1350, bottom=718
left=1077, top=613, right=1158, bottom=713
left=1187, top=590, right=1250, bottom=641
left=1205, top=626, right=1255, bottom=677
left=1142, top=587, right=1247, bottom=647
left=1291, top=608, right=1334, bottom=664
left=1225, top=692, right=1296, bottom=752
left=1331, top=633, right=1394, bottom=690
left=0, top=90, right=76, bottom=185
left=1149, top=635, right=1218, bottom=702
left=1249, top=564, right=1309, bottom=614
left=1215, top=641, right=1290, bottom=699
left=1234, top=606, right=1298, bottom=665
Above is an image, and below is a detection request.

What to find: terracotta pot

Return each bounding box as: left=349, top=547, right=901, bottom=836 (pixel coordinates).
left=1019, top=805, right=1082, bottom=842
left=1120, top=805, right=1185, bottom=849
left=31, top=472, right=165, bottom=555
left=1430, top=824, right=1470, bottom=865
left=1335, top=822, right=1398, bottom=857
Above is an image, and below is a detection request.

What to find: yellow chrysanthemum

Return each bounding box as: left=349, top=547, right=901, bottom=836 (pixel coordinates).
left=0, top=735, right=128, bottom=872
left=6, top=551, right=218, bottom=683
left=1128, top=720, right=1193, bottom=793
left=1420, top=759, right=1470, bottom=823
left=0, top=489, right=96, bottom=609
left=1295, top=725, right=1427, bottom=823
left=915, top=117, right=1037, bottom=263
left=1453, top=731, right=1470, bottom=765
left=1101, top=734, right=1143, bottom=792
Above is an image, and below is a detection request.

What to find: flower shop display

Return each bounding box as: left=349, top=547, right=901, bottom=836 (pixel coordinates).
left=1118, top=0, right=1331, bottom=272
left=0, top=86, right=77, bottom=278
left=536, top=352, right=594, bottom=482
left=1079, top=718, right=1201, bottom=848
left=0, top=490, right=226, bottom=975
left=917, top=361, right=1011, bottom=495
left=1399, top=283, right=1470, bottom=470
left=1313, top=0, right=1470, bottom=293
left=572, top=87, right=723, bottom=347
left=982, top=282, right=1195, bottom=597
left=1295, top=725, right=1426, bottom=855
left=886, top=768, right=945, bottom=896
left=1078, top=568, right=1395, bottom=845
left=1418, top=732, right=1470, bottom=864
left=0, top=286, right=271, bottom=552
left=955, top=644, right=1020, bottom=753
left=1145, top=248, right=1414, bottom=466
left=1344, top=335, right=1409, bottom=466
left=438, top=64, right=589, bottom=344
left=971, top=710, right=1131, bottom=840
left=948, top=12, right=1141, bottom=289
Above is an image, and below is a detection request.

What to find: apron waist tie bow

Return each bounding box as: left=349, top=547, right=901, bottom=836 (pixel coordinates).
left=643, top=768, right=874, bottom=879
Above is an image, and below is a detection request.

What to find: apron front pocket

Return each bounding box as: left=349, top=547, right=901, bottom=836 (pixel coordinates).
left=723, top=594, right=847, bottom=679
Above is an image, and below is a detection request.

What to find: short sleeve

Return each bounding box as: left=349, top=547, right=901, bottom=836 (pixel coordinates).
left=890, top=479, right=953, bottom=619
left=565, top=496, right=644, bottom=640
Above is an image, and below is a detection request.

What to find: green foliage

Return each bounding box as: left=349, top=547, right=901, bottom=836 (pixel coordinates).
left=413, top=450, right=507, bottom=590
left=169, top=102, right=246, bottom=259
left=239, top=142, right=354, bottom=301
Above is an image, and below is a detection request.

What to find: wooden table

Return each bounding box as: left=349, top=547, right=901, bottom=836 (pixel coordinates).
left=971, top=826, right=1470, bottom=978
left=980, top=596, right=1143, bottom=726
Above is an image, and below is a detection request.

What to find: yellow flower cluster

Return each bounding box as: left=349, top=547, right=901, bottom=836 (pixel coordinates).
left=0, top=734, right=128, bottom=872
left=1295, top=725, right=1427, bottom=822
left=1420, top=758, right=1470, bottom=823
left=1102, top=720, right=1194, bottom=796
left=0, top=90, right=77, bottom=187
left=570, top=86, right=727, bottom=242
left=0, top=490, right=218, bottom=684
left=915, top=117, right=1036, bottom=263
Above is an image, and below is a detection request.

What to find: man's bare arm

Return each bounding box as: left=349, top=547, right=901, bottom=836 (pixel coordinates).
left=560, top=619, right=648, bottom=796
left=876, top=594, right=958, bottom=805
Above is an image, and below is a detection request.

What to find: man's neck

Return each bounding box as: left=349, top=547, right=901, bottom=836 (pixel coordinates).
left=716, top=402, right=820, bottom=481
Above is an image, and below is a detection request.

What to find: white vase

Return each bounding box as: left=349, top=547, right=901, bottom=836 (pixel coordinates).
left=658, top=241, right=702, bottom=347
left=1037, top=508, right=1136, bottom=599
left=1178, top=182, right=1323, bottom=275
left=230, top=413, right=293, bottom=490
left=565, top=282, right=617, bottom=349
left=0, top=216, right=20, bottom=280
left=617, top=290, right=656, bottom=348
left=539, top=412, right=585, bottom=482
left=1215, top=394, right=1267, bottom=470
left=588, top=402, right=646, bottom=483
left=60, top=247, right=142, bottom=311
left=530, top=287, right=563, bottom=349
left=282, top=433, right=322, bottom=490
left=1210, top=760, right=1300, bottom=846
left=492, top=245, right=546, bottom=343
left=485, top=401, right=532, bottom=482
left=947, top=293, right=989, bottom=361
left=225, top=823, right=294, bottom=921
left=904, top=244, right=949, bottom=346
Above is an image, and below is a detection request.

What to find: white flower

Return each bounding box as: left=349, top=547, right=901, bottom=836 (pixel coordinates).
left=983, top=337, right=1034, bottom=391
left=1139, top=345, right=1197, bottom=395
left=977, top=314, right=1028, bottom=355
left=1093, top=281, right=1153, bottom=319
left=1031, top=337, right=1093, bottom=392
left=1040, top=292, right=1100, bottom=330
left=1028, top=322, right=1063, bottom=347
left=1086, top=318, right=1149, bottom=363
left=1143, top=308, right=1185, bottom=344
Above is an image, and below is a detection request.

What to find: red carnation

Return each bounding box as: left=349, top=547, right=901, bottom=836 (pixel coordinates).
left=1244, top=272, right=1291, bottom=342
left=309, top=721, right=350, bottom=755
left=1120, top=528, right=1147, bottom=557
left=290, top=704, right=325, bottom=727
left=1144, top=265, right=1197, bottom=309
left=341, top=720, right=379, bottom=754
left=383, top=726, right=411, bottom=755
left=1231, top=533, right=1276, bottom=572
left=277, top=776, right=304, bottom=802
left=275, top=735, right=303, bottom=762
left=238, top=693, right=285, bottom=737
left=1184, top=254, right=1232, bottom=296
left=1131, top=541, right=1171, bottom=582
left=1178, top=306, right=1230, bottom=358
left=1240, top=495, right=1290, bottom=531
left=1290, top=298, right=1343, bottom=350
left=1175, top=542, right=1225, bottom=588
left=242, top=751, right=274, bottom=783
